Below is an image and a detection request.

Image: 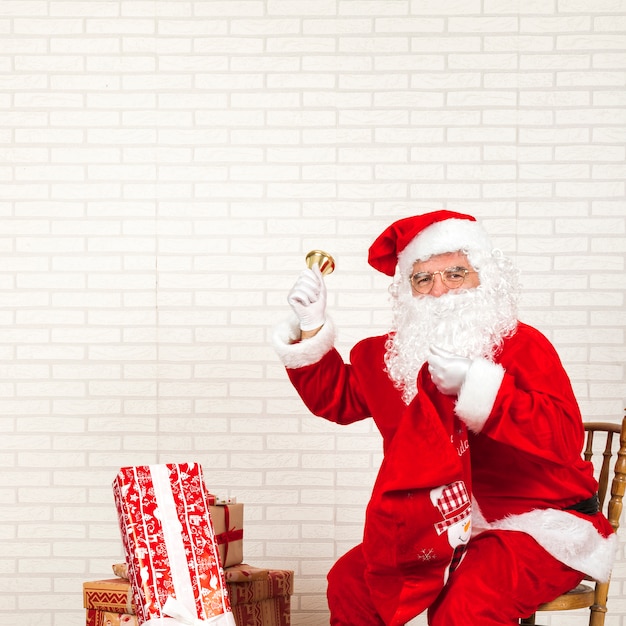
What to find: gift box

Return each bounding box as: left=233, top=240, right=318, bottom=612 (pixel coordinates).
left=228, top=569, right=293, bottom=626
left=84, top=568, right=294, bottom=626
left=210, top=503, right=244, bottom=568
left=112, top=462, right=235, bottom=625
left=86, top=608, right=135, bottom=626
left=83, top=578, right=134, bottom=614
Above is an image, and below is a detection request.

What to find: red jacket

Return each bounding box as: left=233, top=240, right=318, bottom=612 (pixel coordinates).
left=275, top=318, right=615, bottom=619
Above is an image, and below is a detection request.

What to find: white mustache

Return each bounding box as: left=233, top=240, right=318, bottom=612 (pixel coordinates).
left=385, top=286, right=517, bottom=404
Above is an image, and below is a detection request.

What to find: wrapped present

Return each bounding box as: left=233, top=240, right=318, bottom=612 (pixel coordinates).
left=210, top=503, right=244, bottom=568
left=84, top=569, right=294, bottom=626
left=228, top=569, right=293, bottom=626
left=83, top=578, right=134, bottom=614
left=84, top=578, right=138, bottom=626
left=86, top=608, right=137, bottom=626
left=112, top=462, right=235, bottom=625
left=112, top=562, right=268, bottom=584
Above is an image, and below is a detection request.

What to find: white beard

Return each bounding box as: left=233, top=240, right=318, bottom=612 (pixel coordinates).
left=384, top=283, right=518, bottom=405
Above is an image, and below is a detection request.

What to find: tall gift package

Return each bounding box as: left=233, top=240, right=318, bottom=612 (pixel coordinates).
left=113, top=462, right=236, bottom=625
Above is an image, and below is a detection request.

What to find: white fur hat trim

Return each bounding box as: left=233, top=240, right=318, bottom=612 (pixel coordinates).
left=398, top=218, right=493, bottom=276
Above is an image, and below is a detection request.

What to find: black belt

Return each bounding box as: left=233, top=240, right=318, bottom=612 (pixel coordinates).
left=565, top=493, right=600, bottom=515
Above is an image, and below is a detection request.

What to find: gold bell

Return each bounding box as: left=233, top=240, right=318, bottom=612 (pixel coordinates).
left=305, top=250, right=335, bottom=276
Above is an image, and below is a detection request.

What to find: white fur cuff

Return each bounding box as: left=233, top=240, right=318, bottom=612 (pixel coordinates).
left=491, top=508, right=617, bottom=583
left=454, top=357, right=505, bottom=433
left=271, top=313, right=336, bottom=369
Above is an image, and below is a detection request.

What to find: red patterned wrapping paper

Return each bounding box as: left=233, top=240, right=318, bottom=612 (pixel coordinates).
left=228, top=570, right=293, bottom=626
left=83, top=578, right=134, bottom=614
left=86, top=608, right=137, bottom=626
left=112, top=463, right=236, bottom=625
left=85, top=601, right=291, bottom=626
left=111, top=563, right=268, bottom=585
left=84, top=570, right=294, bottom=626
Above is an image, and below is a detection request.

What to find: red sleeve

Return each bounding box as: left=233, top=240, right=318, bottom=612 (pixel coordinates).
left=285, top=335, right=406, bottom=447
left=286, top=346, right=372, bottom=426
left=482, top=323, right=585, bottom=465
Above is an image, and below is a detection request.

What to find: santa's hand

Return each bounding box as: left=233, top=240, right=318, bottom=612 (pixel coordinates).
left=287, top=264, right=327, bottom=331
left=427, top=346, right=472, bottom=396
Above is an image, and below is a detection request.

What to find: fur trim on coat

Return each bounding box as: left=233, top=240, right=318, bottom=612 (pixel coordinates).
left=471, top=499, right=616, bottom=582
left=272, top=314, right=336, bottom=369
left=455, top=357, right=505, bottom=433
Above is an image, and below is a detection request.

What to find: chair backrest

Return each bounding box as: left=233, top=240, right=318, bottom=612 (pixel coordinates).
left=583, top=415, right=626, bottom=533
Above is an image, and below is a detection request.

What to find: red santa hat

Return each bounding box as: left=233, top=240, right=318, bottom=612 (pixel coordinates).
left=368, top=210, right=494, bottom=277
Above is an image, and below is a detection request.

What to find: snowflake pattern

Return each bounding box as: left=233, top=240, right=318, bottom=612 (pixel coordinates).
left=417, top=548, right=436, bottom=562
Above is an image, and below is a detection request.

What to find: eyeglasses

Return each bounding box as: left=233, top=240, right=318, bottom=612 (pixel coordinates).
left=409, top=266, right=476, bottom=294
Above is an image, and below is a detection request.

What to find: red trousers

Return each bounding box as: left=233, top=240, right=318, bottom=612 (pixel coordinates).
left=327, top=530, right=584, bottom=626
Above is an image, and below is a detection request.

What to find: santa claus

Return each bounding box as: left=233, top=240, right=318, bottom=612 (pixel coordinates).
left=273, top=211, right=615, bottom=626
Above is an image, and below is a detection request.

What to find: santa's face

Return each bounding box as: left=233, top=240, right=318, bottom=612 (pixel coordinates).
left=410, top=251, right=480, bottom=297
left=385, top=248, right=519, bottom=404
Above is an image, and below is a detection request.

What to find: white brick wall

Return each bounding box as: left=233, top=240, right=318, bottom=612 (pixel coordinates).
left=1, top=1, right=625, bottom=625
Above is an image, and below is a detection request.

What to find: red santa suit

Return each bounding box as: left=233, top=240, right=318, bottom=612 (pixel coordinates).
left=273, top=316, right=615, bottom=624
left=274, top=211, right=616, bottom=625
left=276, top=316, right=475, bottom=625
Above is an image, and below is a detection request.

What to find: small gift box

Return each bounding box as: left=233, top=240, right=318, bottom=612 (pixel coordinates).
left=86, top=608, right=136, bottom=626
left=112, top=462, right=236, bottom=625
left=83, top=578, right=134, bottom=614
left=228, top=569, right=293, bottom=626
left=210, top=503, right=244, bottom=568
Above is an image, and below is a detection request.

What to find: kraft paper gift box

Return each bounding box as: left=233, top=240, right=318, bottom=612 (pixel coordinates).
left=84, top=567, right=294, bottom=626
left=112, top=462, right=236, bottom=625
left=83, top=577, right=134, bottom=614
left=227, top=569, right=293, bottom=626
left=83, top=577, right=135, bottom=626
left=86, top=607, right=136, bottom=626
left=210, top=503, right=244, bottom=568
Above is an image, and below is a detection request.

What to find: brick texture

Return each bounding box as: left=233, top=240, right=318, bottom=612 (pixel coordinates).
left=1, top=2, right=625, bottom=625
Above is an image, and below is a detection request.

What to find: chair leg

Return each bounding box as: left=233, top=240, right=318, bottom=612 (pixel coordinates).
left=590, top=579, right=609, bottom=626
left=590, top=602, right=608, bottom=626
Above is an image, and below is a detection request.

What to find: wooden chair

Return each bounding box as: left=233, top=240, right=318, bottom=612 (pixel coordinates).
left=520, top=412, right=626, bottom=626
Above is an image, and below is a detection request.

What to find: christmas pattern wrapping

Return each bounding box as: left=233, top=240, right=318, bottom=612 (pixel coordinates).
left=83, top=578, right=134, bottom=614
left=86, top=608, right=136, bottom=626
left=110, top=501, right=243, bottom=573
left=112, top=462, right=236, bottom=625
left=112, top=563, right=268, bottom=585
left=228, top=569, right=293, bottom=626
left=84, top=569, right=294, bottom=626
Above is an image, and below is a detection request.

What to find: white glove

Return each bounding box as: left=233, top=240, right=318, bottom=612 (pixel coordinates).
left=427, top=346, right=472, bottom=396
left=287, top=264, right=327, bottom=331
